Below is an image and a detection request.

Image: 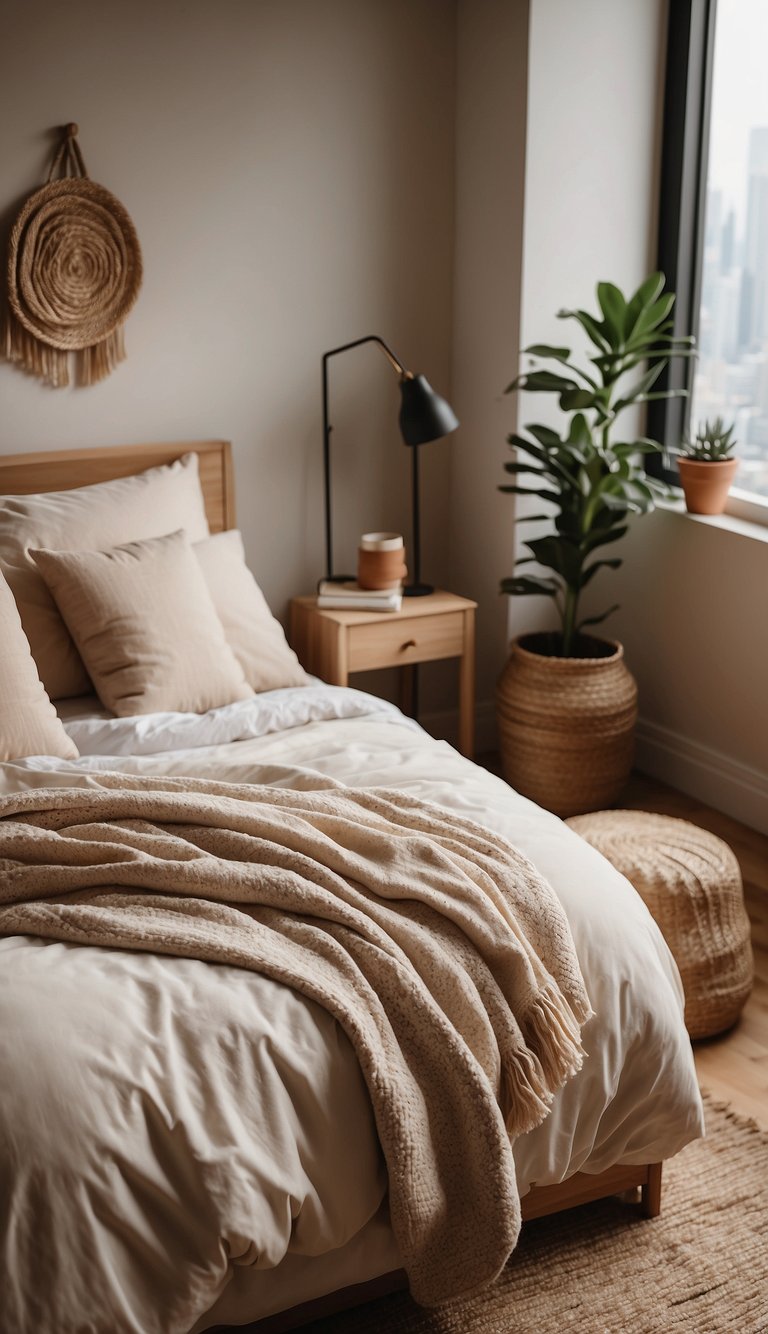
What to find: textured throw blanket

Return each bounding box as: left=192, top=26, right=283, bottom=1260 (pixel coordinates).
left=0, top=773, right=591, bottom=1305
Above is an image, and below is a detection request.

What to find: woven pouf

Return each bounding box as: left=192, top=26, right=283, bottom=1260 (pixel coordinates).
left=566, top=810, right=754, bottom=1038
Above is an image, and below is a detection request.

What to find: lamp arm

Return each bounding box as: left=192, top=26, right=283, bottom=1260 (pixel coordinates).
left=322, top=334, right=407, bottom=378
left=321, top=335, right=409, bottom=581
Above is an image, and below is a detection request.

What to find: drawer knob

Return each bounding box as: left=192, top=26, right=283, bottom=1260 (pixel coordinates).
left=401, top=638, right=417, bottom=650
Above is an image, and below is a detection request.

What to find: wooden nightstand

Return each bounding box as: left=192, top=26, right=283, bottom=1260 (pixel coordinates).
left=289, top=590, right=477, bottom=757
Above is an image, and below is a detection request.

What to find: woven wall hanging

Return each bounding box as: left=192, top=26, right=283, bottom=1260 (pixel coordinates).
left=1, top=124, right=143, bottom=387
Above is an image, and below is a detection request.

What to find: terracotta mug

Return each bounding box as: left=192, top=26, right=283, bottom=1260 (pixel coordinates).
left=357, top=532, right=407, bottom=590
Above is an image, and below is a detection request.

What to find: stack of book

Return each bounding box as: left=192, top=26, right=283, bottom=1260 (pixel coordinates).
left=316, top=580, right=403, bottom=611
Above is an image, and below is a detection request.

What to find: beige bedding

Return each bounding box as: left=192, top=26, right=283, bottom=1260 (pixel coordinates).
left=0, top=771, right=590, bottom=1312
left=0, top=689, right=704, bottom=1334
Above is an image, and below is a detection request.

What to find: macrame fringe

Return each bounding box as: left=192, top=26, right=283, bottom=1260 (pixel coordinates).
left=1, top=307, right=70, bottom=387
left=77, top=326, right=126, bottom=386
left=1, top=307, right=126, bottom=388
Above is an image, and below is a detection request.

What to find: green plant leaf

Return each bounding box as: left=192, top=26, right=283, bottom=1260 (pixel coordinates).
left=523, top=343, right=572, bottom=361
left=623, top=272, right=666, bottom=337
left=633, top=389, right=687, bottom=403
left=597, top=282, right=628, bottom=347
left=518, top=370, right=580, bottom=395
left=558, top=307, right=612, bottom=353
left=509, top=437, right=579, bottom=487
left=624, top=292, right=676, bottom=348
left=567, top=412, right=593, bottom=445
left=580, top=524, right=628, bottom=554
left=611, top=438, right=664, bottom=457
left=580, top=557, right=622, bottom=588
left=598, top=491, right=638, bottom=512
left=577, top=604, right=620, bottom=631
left=560, top=388, right=597, bottom=411
left=498, top=485, right=560, bottom=500
left=500, top=575, right=560, bottom=599
left=526, top=424, right=564, bottom=447
left=612, top=359, right=667, bottom=414
left=525, top=535, right=583, bottom=586
left=502, top=460, right=544, bottom=475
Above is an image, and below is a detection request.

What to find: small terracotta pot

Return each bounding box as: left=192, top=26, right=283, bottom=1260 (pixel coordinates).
left=357, top=533, right=407, bottom=590
left=678, top=457, right=738, bottom=515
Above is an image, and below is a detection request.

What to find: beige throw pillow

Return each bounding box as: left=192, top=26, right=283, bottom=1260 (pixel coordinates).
left=0, top=453, right=210, bottom=701
left=0, top=574, right=79, bottom=761
left=194, top=530, right=309, bottom=691
left=31, top=531, right=254, bottom=718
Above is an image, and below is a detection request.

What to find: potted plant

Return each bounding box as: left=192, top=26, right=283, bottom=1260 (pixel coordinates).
left=497, top=272, right=694, bottom=816
left=677, top=416, right=738, bottom=515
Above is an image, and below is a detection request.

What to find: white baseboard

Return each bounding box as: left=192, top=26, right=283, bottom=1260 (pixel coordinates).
left=423, top=706, right=767, bottom=834
left=635, top=717, right=768, bottom=836
left=420, top=699, right=498, bottom=756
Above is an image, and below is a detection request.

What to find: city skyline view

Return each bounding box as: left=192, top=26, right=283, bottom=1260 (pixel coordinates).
left=691, top=0, right=768, bottom=503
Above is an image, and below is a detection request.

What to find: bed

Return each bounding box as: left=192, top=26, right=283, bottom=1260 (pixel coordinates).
left=0, top=441, right=704, bottom=1334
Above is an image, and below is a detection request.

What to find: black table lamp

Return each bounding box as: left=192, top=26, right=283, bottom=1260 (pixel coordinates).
left=322, top=335, right=459, bottom=595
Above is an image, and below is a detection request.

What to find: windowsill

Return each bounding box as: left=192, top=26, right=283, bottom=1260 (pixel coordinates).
left=658, top=496, right=768, bottom=545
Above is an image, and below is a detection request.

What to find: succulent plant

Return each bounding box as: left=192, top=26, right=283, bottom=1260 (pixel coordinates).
left=680, top=416, right=737, bottom=462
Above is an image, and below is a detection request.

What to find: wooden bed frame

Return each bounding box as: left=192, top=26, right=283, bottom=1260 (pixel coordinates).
left=0, top=438, right=663, bottom=1328
left=0, top=439, right=236, bottom=534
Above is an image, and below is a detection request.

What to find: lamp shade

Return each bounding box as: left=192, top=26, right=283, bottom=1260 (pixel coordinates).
left=398, top=374, right=459, bottom=446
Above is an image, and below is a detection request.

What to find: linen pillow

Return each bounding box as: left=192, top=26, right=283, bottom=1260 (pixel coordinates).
left=31, top=531, right=254, bottom=718
left=0, top=453, right=210, bottom=701
left=193, top=530, right=309, bottom=691
left=0, top=574, right=78, bottom=761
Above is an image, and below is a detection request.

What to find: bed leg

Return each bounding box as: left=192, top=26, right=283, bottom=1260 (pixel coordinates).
left=641, top=1162, right=662, bottom=1217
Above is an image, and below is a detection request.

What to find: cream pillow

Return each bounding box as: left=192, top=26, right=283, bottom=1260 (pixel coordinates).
left=193, top=530, right=309, bottom=691
left=0, top=574, right=78, bottom=761
left=31, top=531, right=254, bottom=718
left=0, top=453, right=210, bottom=701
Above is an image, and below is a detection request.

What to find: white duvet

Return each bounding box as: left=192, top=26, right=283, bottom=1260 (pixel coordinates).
left=0, top=687, right=704, bottom=1334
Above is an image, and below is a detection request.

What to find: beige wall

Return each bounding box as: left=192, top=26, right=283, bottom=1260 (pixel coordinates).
left=0, top=0, right=456, bottom=622
left=612, top=510, right=768, bottom=831
left=514, top=0, right=667, bottom=626
left=449, top=0, right=529, bottom=727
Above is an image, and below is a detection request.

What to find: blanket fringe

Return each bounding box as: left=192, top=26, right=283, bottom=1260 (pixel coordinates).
left=502, top=981, right=592, bottom=1137
left=524, top=981, right=592, bottom=1091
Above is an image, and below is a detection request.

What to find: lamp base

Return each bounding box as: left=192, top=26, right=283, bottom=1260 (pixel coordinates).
left=403, top=581, right=434, bottom=598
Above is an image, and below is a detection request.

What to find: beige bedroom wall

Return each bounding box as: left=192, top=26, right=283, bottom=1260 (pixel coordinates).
left=611, top=511, right=768, bottom=832
left=0, top=0, right=456, bottom=625
left=448, top=0, right=666, bottom=746
left=515, top=0, right=667, bottom=646
left=449, top=0, right=529, bottom=736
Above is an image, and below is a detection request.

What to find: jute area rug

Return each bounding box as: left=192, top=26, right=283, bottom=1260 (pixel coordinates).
left=306, top=1094, right=768, bottom=1334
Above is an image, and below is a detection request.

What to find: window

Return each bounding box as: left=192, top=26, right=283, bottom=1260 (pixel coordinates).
left=650, top=0, right=768, bottom=521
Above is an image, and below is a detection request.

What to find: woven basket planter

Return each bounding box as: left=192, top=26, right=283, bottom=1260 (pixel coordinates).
left=566, top=810, right=754, bottom=1038
left=496, top=634, right=637, bottom=817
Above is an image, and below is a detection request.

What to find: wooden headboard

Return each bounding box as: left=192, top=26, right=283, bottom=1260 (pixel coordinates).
left=0, top=440, right=235, bottom=533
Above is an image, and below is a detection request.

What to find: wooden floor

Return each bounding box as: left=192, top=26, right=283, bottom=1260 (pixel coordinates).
left=622, top=773, right=768, bottom=1128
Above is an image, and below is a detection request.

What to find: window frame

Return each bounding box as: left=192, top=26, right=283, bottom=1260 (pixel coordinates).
left=647, top=0, right=718, bottom=486
left=650, top=0, right=768, bottom=525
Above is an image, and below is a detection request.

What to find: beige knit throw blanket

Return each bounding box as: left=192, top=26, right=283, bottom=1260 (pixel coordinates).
left=0, top=773, right=591, bottom=1305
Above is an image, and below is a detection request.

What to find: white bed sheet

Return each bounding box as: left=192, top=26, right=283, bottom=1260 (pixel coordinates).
left=0, top=687, right=704, bottom=1334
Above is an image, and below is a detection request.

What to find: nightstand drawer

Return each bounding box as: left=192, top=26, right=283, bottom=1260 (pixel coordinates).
left=347, top=611, right=465, bottom=672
